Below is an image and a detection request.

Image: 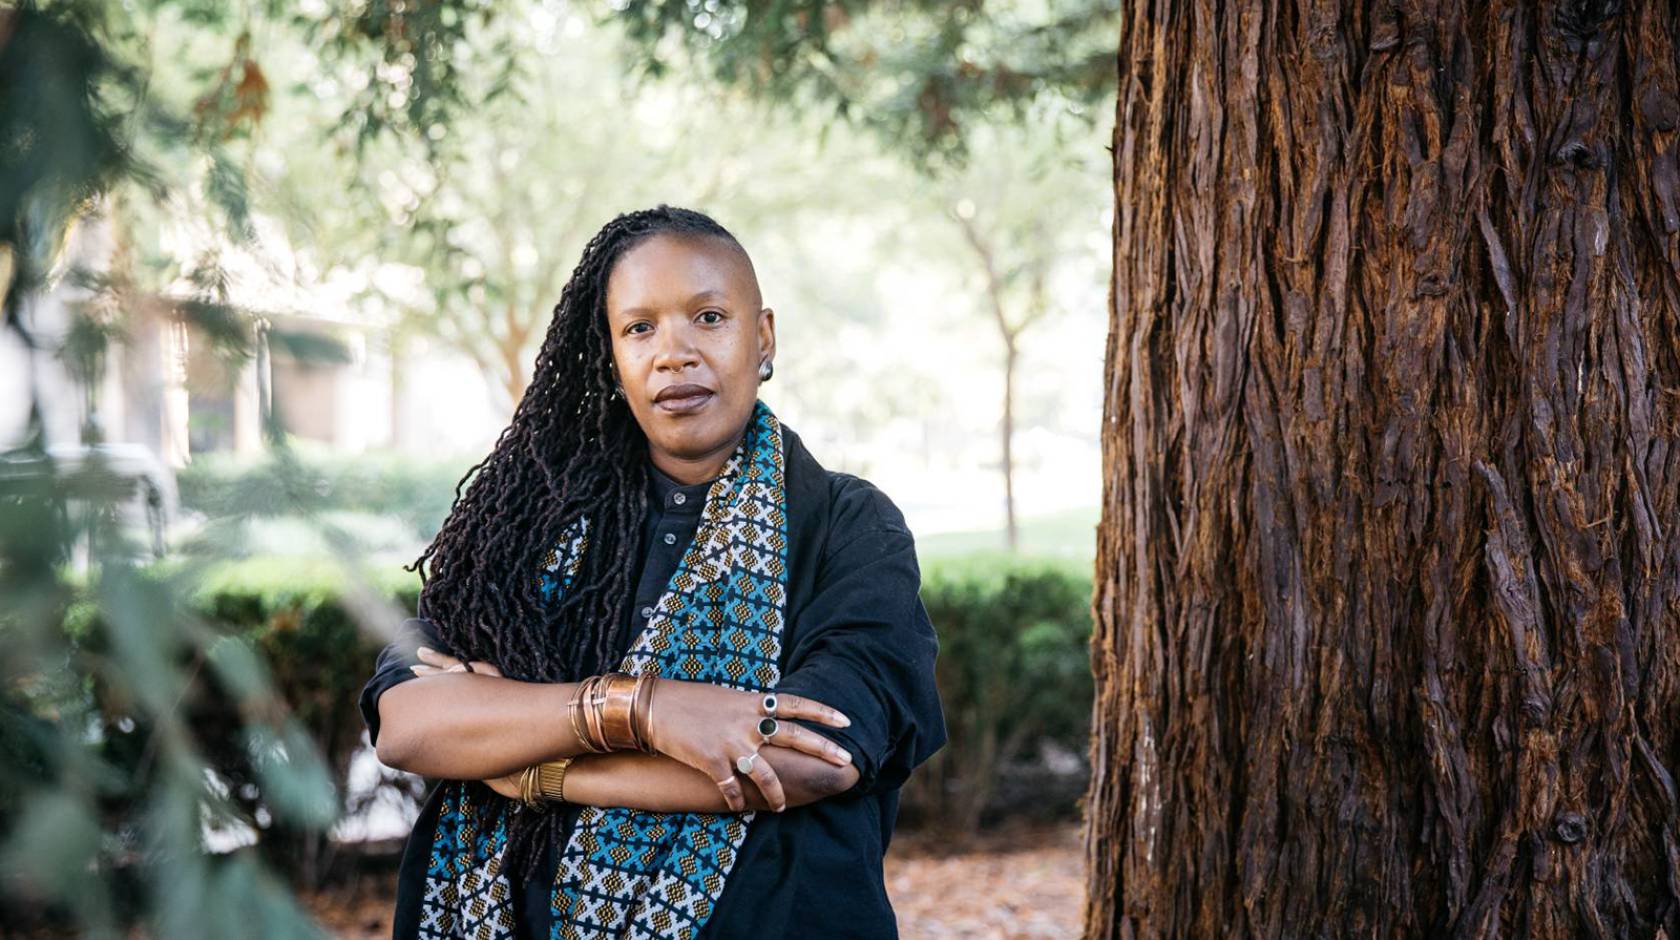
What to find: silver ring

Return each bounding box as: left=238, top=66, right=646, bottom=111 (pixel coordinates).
left=757, top=717, right=779, bottom=742
left=761, top=693, right=778, bottom=715
left=735, top=750, right=760, bottom=775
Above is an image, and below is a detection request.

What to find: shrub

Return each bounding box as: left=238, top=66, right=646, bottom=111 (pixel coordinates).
left=175, top=449, right=475, bottom=540
left=187, top=558, right=421, bottom=874
left=100, top=557, right=423, bottom=885
left=906, top=552, right=1094, bottom=830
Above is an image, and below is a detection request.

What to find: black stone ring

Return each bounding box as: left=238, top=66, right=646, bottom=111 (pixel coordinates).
left=761, top=693, right=778, bottom=716
left=757, top=717, right=779, bottom=741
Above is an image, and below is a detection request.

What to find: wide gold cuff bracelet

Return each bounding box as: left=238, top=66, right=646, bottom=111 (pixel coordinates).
left=535, top=758, right=574, bottom=803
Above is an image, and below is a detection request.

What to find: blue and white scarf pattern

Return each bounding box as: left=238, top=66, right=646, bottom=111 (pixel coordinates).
left=418, top=399, right=789, bottom=939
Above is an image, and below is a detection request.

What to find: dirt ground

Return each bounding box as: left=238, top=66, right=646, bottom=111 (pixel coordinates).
left=884, top=820, right=1085, bottom=939
left=302, top=820, right=1084, bottom=938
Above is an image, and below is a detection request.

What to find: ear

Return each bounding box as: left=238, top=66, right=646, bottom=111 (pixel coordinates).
left=756, top=306, right=776, bottom=367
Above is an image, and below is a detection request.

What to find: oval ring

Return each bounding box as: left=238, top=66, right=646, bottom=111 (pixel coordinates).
left=735, top=750, right=760, bottom=775
left=761, top=693, right=778, bottom=716
left=757, top=717, right=779, bottom=741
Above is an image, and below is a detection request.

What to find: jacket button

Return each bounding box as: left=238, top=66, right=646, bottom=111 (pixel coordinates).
left=662, top=532, right=677, bottom=545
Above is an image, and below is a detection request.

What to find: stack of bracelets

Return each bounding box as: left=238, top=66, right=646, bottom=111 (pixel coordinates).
left=517, top=671, right=657, bottom=810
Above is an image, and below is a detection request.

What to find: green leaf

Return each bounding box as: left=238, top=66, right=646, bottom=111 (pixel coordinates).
left=245, top=719, right=338, bottom=828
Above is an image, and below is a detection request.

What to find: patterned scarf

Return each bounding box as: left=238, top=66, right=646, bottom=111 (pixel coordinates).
left=418, top=399, right=789, bottom=940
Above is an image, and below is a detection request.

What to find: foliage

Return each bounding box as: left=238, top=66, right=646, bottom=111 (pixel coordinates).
left=290, top=0, right=510, bottom=150
left=0, top=513, right=344, bottom=933
left=185, top=558, right=422, bottom=880
left=176, top=448, right=476, bottom=542
left=0, top=0, right=484, bottom=932
left=600, top=0, right=1120, bottom=158
left=0, top=0, right=136, bottom=314
left=906, top=553, right=1093, bottom=828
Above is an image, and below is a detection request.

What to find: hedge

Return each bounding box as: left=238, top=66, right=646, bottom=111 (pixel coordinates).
left=175, top=450, right=475, bottom=539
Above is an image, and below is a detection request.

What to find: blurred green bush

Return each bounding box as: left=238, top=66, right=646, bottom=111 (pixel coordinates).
left=184, top=559, right=421, bottom=883
left=42, top=559, right=424, bottom=896
left=176, top=451, right=475, bottom=541
left=905, top=553, right=1094, bottom=829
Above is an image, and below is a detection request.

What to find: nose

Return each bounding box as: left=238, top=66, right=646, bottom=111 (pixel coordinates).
left=651, top=318, right=700, bottom=373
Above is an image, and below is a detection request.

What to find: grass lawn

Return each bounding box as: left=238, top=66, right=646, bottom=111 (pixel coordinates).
left=915, top=506, right=1098, bottom=563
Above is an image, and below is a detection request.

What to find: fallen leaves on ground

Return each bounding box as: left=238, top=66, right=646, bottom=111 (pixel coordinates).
left=885, top=820, right=1083, bottom=938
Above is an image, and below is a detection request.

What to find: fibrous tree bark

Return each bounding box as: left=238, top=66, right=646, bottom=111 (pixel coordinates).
left=1085, top=2, right=1680, bottom=937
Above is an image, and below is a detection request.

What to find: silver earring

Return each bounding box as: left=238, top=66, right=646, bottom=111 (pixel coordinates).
left=758, top=360, right=773, bottom=382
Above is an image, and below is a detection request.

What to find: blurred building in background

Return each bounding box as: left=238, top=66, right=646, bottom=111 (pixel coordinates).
left=2, top=205, right=508, bottom=465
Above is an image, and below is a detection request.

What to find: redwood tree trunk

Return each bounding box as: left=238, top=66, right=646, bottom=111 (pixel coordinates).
left=1084, top=3, right=1680, bottom=937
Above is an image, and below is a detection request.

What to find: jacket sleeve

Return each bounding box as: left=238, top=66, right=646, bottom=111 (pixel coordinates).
left=773, top=496, right=947, bottom=797
left=357, top=616, right=440, bottom=748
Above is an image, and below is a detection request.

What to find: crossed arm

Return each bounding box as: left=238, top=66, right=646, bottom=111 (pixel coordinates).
left=487, top=749, right=845, bottom=814
left=373, top=652, right=861, bottom=814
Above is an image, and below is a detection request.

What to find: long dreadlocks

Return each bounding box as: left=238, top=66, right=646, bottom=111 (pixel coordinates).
left=403, top=204, right=753, bottom=876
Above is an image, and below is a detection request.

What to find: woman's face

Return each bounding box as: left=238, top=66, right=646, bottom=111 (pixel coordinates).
left=604, top=232, right=775, bottom=481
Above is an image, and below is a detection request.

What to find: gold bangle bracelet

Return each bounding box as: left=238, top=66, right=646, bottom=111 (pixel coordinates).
left=585, top=675, right=610, bottom=751
left=633, top=674, right=657, bottom=752
left=600, top=672, right=639, bottom=750
left=518, top=764, right=547, bottom=811
left=536, top=758, right=574, bottom=803
left=631, top=673, right=651, bottom=749
left=570, top=674, right=609, bottom=753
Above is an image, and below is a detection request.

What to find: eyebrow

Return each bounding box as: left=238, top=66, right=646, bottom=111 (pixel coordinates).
left=615, top=289, right=730, bottom=318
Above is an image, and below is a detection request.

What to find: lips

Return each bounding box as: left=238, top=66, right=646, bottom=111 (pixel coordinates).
left=653, top=382, right=715, bottom=414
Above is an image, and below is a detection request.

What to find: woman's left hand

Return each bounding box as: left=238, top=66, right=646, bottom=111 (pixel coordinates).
left=410, top=649, right=524, bottom=797
left=482, top=772, right=523, bottom=801
left=411, top=646, right=503, bottom=678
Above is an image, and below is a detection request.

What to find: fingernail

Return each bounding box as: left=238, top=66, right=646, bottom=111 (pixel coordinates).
left=417, top=646, right=434, bottom=655
left=841, top=751, right=853, bottom=763
left=838, top=713, right=851, bottom=727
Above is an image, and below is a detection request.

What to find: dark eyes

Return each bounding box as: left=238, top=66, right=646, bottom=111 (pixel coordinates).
left=624, top=310, right=725, bottom=335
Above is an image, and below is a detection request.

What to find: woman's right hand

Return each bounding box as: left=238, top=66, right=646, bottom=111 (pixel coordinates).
left=644, top=677, right=853, bottom=813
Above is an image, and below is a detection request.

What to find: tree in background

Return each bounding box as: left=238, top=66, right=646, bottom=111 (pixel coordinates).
left=930, top=113, right=1105, bottom=549
left=312, top=10, right=903, bottom=411
left=1086, top=4, right=1680, bottom=937
left=611, top=0, right=1119, bottom=543
left=267, top=2, right=1115, bottom=529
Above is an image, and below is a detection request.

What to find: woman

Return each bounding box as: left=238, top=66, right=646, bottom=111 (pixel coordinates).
left=359, top=205, right=946, bottom=939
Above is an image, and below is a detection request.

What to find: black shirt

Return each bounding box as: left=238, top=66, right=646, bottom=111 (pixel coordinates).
left=358, top=423, right=947, bottom=938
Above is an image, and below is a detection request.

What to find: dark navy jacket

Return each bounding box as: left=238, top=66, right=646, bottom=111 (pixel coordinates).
left=359, top=423, right=947, bottom=938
